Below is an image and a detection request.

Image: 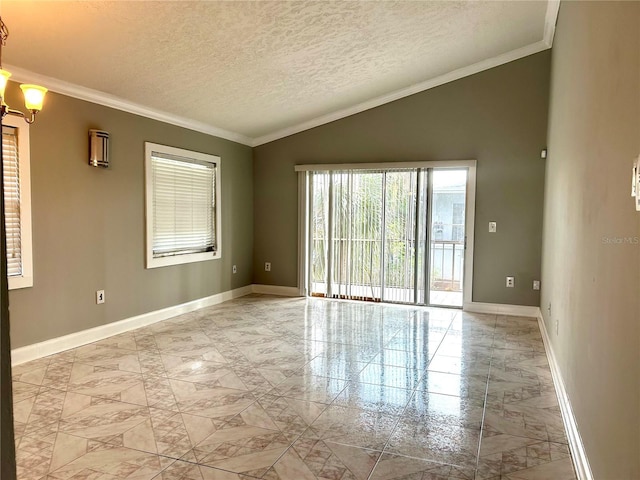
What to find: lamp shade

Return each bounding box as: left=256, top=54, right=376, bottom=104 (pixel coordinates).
left=20, top=84, right=47, bottom=111
left=0, top=69, right=11, bottom=101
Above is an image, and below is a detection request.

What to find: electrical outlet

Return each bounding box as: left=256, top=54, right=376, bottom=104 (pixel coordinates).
left=533, top=280, right=540, bottom=290
left=265, top=262, right=271, bottom=272
left=489, top=221, right=497, bottom=233
left=96, top=290, right=105, bottom=304
left=506, top=276, right=514, bottom=288
left=232, top=265, right=237, bottom=274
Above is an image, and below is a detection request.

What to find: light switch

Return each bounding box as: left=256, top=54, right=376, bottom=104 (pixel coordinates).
left=489, top=222, right=497, bottom=233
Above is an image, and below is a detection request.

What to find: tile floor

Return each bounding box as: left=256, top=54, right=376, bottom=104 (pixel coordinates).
left=11, top=295, right=577, bottom=480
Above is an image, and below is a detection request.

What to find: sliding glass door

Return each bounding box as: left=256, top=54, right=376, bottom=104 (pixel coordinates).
left=304, top=165, right=469, bottom=307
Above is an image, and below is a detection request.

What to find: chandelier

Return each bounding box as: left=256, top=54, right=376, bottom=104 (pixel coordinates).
left=0, top=17, right=47, bottom=123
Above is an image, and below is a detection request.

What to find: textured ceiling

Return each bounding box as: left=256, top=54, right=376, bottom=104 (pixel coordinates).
left=2, top=1, right=550, bottom=144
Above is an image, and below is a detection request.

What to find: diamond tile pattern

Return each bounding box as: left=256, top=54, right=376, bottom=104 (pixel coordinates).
left=12, top=295, right=576, bottom=480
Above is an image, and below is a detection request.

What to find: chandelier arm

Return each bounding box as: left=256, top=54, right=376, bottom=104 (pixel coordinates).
left=0, top=17, right=8, bottom=70
left=2, top=107, right=35, bottom=124
left=4, top=107, right=25, bottom=119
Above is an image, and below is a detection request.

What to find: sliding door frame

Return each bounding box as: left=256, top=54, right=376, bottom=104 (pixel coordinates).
left=296, top=160, right=476, bottom=306
left=425, top=169, right=434, bottom=305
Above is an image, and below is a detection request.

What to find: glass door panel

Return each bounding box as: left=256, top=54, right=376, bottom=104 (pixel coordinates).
left=383, top=170, right=418, bottom=303
left=331, top=171, right=383, bottom=300
left=428, top=169, right=467, bottom=307
left=309, top=172, right=330, bottom=296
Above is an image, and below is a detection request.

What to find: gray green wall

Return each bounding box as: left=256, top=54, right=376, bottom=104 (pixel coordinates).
left=541, top=2, right=640, bottom=478
left=6, top=83, right=253, bottom=349
left=253, top=51, right=551, bottom=306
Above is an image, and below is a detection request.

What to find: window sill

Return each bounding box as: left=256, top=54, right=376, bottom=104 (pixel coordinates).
left=9, top=276, right=33, bottom=290
left=146, top=251, right=221, bottom=269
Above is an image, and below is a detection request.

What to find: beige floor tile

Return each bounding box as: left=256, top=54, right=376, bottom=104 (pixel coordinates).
left=297, top=356, right=368, bottom=382
left=74, top=345, right=142, bottom=374
left=270, top=374, right=347, bottom=404
left=12, top=296, right=576, bottom=480
left=106, top=407, right=221, bottom=460
left=47, top=440, right=174, bottom=479
left=263, top=438, right=381, bottom=480
left=403, top=390, right=485, bottom=430
left=12, top=381, right=43, bottom=404
left=20, top=387, right=67, bottom=437
left=386, top=417, right=481, bottom=469
left=93, top=332, right=139, bottom=351
left=305, top=404, right=398, bottom=450
left=369, top=452, right=474, bottom=479
left=67, top=362, right=148, bottom=404
left=160, top=355, right=247, bottom=390
left=170, top=379, right=256, bottom=420
left=507, top=457, right=575, bottom=480
left=152, top=460, right=260, bottom=479
left=333, top=381, right=413, bottom=416
left=357, top=363, right=425, bottom=390
left=427, top=354, right=491, bottom=376
left=476, top=439, right=573, bottom=479
left=191, top=420, right=291, bottom=477
left=248, top=394, right=327, bottom=439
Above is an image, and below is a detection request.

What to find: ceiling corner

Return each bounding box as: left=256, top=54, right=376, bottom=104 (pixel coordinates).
left=543, top=0, right=561, bottom=47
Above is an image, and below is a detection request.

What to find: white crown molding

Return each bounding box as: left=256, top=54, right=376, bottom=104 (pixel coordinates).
left=463, top=301, right=540, bottom=318
left=251, top=40, right=550, bottom=146
left=536, top=309, right=594, bottom=480
left=4, top=64, right=253, bottom=147
left=11, top=285, right=253, bottom=365
left=5, top=30, right=558, bottom=149
left=543, top=0, right=561, bottom=47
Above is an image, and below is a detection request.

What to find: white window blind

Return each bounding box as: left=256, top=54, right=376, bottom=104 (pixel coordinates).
left=150, top=151, right=216, bottom=258
left=2, top=126, right=22, bottom=277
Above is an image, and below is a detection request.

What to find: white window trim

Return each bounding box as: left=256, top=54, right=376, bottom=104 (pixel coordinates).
left=144, top=142, right=221, bottom=269
left=5, top=116, right=33, bottom=290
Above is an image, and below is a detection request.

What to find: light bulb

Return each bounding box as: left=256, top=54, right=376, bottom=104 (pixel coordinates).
left=20, top=84, right=47, bottom=112
left=0, top=69, right=12, bottom=102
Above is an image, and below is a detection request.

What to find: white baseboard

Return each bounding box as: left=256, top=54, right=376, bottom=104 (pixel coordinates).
left=251, top=284, right=301, bottom=297
left=463, top=301, right=539, bottom=317
left=11, top=285, right=253, bottom=366
left=536, top=309, right=594, bottom=480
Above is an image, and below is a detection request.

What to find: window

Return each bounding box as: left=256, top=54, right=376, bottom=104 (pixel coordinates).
left=144, top=142, right=221, bottom=269
left=3, top=116, right=33, bottom=289
left=452, top=202, right=465, bottom=242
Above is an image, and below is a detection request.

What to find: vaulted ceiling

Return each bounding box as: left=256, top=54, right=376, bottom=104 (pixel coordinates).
left=2, top=1, right=558, bottom=145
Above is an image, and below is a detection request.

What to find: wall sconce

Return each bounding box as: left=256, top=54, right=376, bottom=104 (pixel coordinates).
left=0, top=18, right=47, bottom=123
left=89, top=129, right=109, bottom=168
